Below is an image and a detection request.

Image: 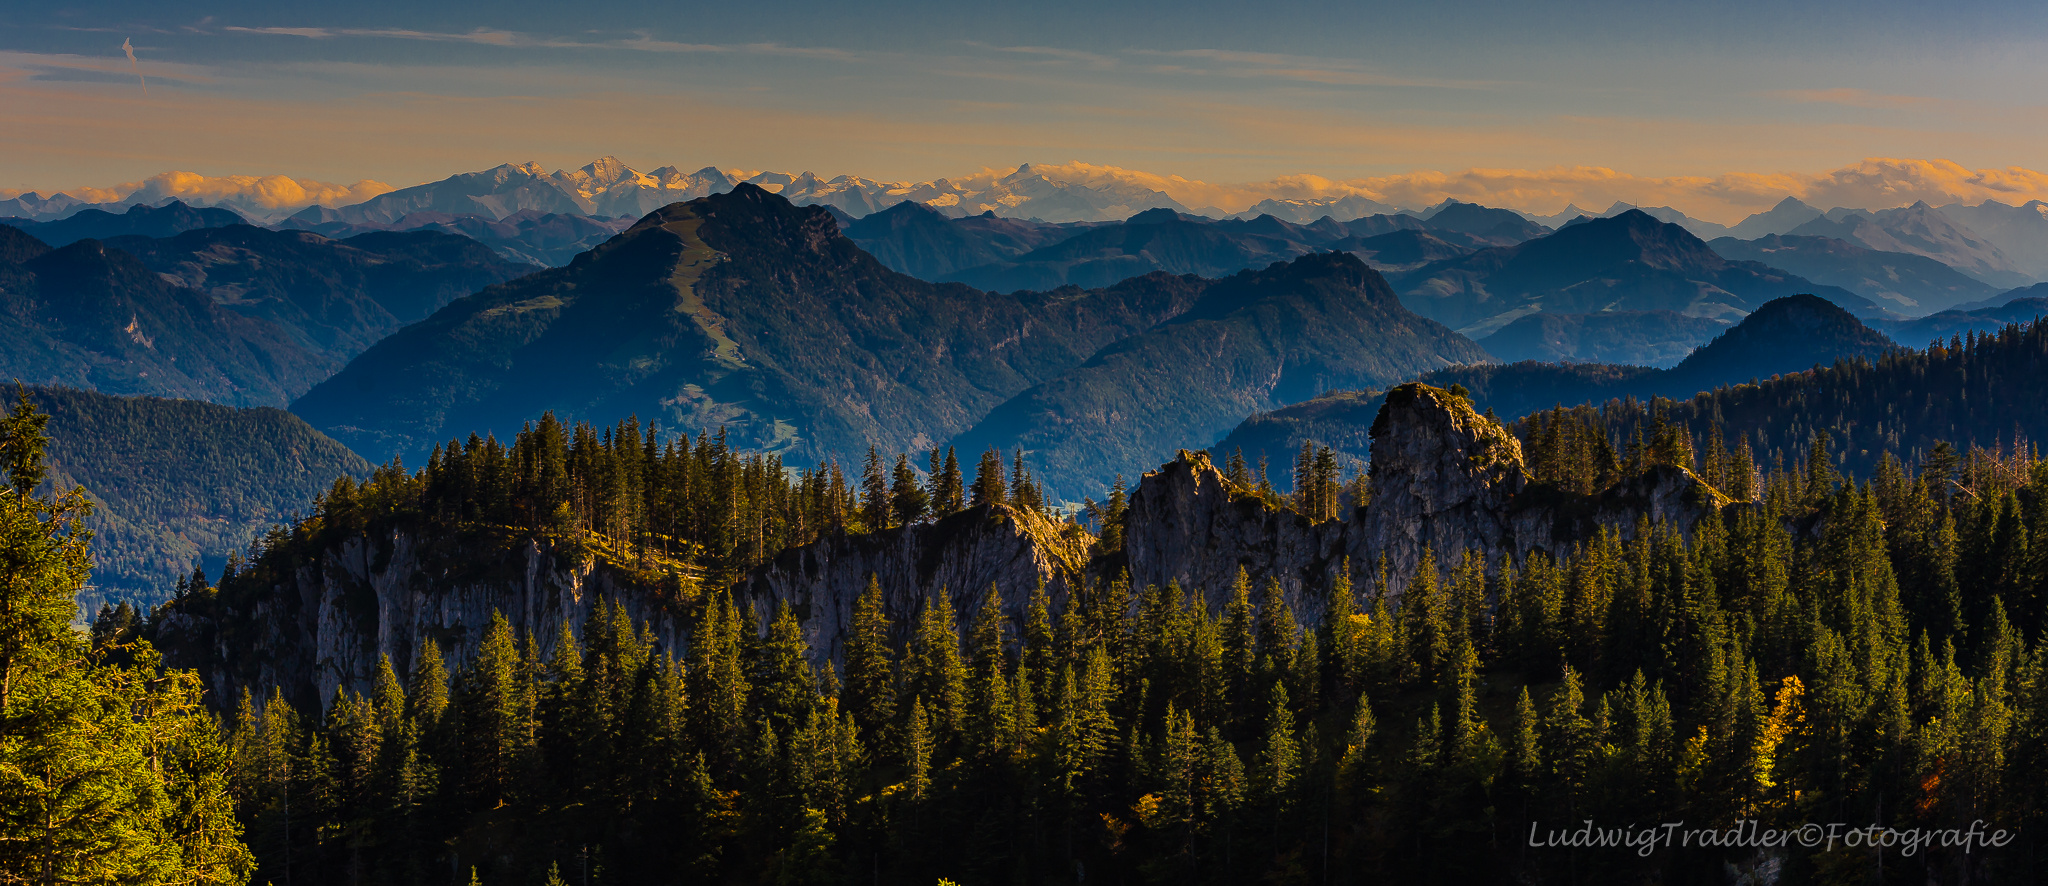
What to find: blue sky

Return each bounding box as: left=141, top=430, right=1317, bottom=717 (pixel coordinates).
left=5, top=1, right=2047, bottom=219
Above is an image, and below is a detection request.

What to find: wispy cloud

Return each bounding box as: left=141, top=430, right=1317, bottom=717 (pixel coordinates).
left=222, top=26, right=334, bottom=39
left=1772, top=87, right=1944, bottom=109
left=967, top=43, right=1119, bottom=70
left=222, top=24, right=864, bottom=61
left=1134, top=47, right=1499, bottom=90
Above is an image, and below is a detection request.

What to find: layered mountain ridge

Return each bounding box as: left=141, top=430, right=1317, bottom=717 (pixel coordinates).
left=1214, top=294, right=1899, bottom=478
left=289, top=184, right=1214, bottom=467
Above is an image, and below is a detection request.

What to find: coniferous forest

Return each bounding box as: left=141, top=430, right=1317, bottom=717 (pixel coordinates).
left=8, top=322, right=2048, bottom=883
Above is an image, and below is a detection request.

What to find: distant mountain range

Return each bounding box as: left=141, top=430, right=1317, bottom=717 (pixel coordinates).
left=1213, top=294, right=1899, bottom=478
left=1526, top=201, right=1730, bottom=239
left=1784, top=202, right=2033, bottom=289
left=1389, top=209, right=1880, bottom=334
left=4, top=202, right=248, bottom=246
left=1926, top=200, right=2048, bottom=280
left=11, top=157, right=2048, bottom=296
left=844, top=200, right=1533, bottom=295
left=1707, top=233, right=1998, bottom=315
left=949, top=252, right=1486, bottom=497
left=1725, top=197, right=1827, bottom=239
left=290, top=184, right=1215, bottom=469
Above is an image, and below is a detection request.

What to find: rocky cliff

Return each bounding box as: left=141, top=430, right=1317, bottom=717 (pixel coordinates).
left=150, top=531, right=692, bottom=713
left=154, top=502, right=1089, bottom=711
left=1120, top=382, right=1729, bottom=623
left=735, top=504, right=1091, bottom=661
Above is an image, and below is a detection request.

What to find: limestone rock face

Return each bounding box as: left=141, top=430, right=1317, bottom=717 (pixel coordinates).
left=1120, top=450, right=1351, bottom=626
left=735, top=504, right=1089, bottom=662
left=156, top=503, right=1086, bottom=711
left=151, top=531, right=688, bottom=713
left=1119, top=382, right=1730, bottom=609
left=1358, top=383, right=1528, bottom=582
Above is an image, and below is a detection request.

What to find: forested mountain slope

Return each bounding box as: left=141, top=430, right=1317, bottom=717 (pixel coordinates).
left=1557, top=315, right=2048, bottom=479
left=106, top=225, right=537, bottom=362
left=131, top=368, right=2048, bottom=884
left=24, top=385, right=369, bottom=611
left=0, top=226, right=334, bottom=405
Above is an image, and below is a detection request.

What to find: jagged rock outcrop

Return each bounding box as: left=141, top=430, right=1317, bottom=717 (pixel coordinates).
left=150, top=531, right=689, bottom=713
left=155, top=503, right=1089, bottom=711
left=1120, top=382, right=1729, bottom=616
left=736, top=504, right=1090, bottom=662
left=1357, top=383, right=1528, bottom=582
left=1120, top=451, right=1350, bottom=626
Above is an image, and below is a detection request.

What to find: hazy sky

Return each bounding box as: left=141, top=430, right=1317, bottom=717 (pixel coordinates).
left=6, top=1, right=2048, bottom=218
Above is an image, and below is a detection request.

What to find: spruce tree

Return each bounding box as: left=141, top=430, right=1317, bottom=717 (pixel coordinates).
left=971, top=449, right=1007, bottom=508
left=890, top=454, right=929, bottom=526
left=1022, top=578, right=1057, bottom=708
left=931, top=447, right=966, bottom=517
left=860, top=446, right=891, bottom=532
left=1222, top=568, right=1257, bottom=727
left=906, top=589, right=969, bottom=739
left=844, top=576, right=897, bottom=745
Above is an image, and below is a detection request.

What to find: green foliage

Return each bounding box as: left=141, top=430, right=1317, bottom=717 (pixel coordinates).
left=18, top=385, right=369, bottom=611
left=0, top=396, right=253, bottom=885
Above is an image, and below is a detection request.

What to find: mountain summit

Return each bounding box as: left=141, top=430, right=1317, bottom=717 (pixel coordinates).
left=291, top=184, right=1207, bottom=464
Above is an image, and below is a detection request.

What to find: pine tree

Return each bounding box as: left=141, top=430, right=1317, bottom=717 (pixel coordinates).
left=1222, top=568, right=1257, bottom=727
left=1255, top=576, right=1300, bottom=677
left=844, top=575, right=896, bottom=746
left=459, top=612, right=531, bottom=808
left=930, top=447, right=966, bottom=517
left=906, top=589, right=970, bottom=739
left=860, top=446, right=891, bottom=532
left=1252, top=682, right=1298, bottom=811
left=1225, top=448, right=1251, bottom=489
left=890, top=454, right=929, bottom=526
left=1010, top=450, right=1042, bottom=513
left=971, top=449, right=1007, bottom=508
left=1337, top=692, right=1376, bottom=793
left=1022, top=578, right=1057, bottom=708
left=1507, top=687, right=1541, bottom=793
left=968, top=584, right=1011, bottom=756
left=755, top=602, right=818, bottom=735
left=906, top=698, right=933, bottom=802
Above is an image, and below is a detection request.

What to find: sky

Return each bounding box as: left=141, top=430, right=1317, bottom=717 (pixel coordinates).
left=5, top=1, right=2048, bottom=222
